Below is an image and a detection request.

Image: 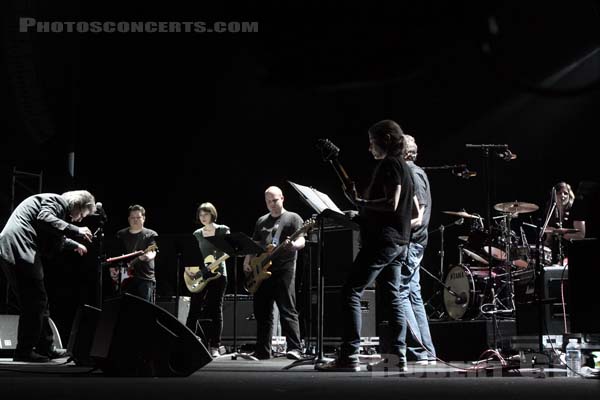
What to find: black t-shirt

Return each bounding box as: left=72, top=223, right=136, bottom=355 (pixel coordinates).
left=193, top=224, right=230, bottom=276
left=252, top=211, right=303, bottom=271
left=116, top=227, right=158, bottom=281
left=408, top=161, right=431, bottom=246
left=362, top=156, right=414, bottom=245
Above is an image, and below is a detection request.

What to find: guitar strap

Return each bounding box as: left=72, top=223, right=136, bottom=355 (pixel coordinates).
left=271, top=214, right=285, bottom=246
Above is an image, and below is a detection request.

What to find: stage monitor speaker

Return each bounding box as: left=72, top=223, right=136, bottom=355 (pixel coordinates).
left=568, top=239, right=600, bottom=334
left=89, top=293, right=212, bottom=376
left=0, top=314, right=62, bottom=357
left=67, top=304, right=101, bottom=366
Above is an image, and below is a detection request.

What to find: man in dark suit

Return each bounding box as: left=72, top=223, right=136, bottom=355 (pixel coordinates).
left=0, top=190, right=96, bottom=362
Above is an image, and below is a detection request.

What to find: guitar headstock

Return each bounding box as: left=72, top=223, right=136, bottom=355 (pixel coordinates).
left=296, top=218, right=317, bottom=237
left=316, top=139, right=340, bottom=161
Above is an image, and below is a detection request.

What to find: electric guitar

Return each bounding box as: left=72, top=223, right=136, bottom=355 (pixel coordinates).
left=184, top=254, right=230, bottom=294
left=105, top=243, right=158, bottom=264
left=105, top=244, right=158, bottom=287
left=244, top=218, right=316, bottom=293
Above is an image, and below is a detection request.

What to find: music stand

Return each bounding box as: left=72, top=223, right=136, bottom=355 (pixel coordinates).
left=205, top=232, right=264, bottom=360
left=284, top=181, right=359, bottom=370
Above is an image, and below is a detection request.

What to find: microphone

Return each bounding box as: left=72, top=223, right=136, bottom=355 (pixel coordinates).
left=92, top=202, right=108, bottom=222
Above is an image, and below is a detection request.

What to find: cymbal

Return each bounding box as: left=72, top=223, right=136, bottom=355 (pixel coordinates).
left=461, top=248, right=489, bottom=265
left=544, top=227, right=580, bottom=235
left=493, top=201, right=539, bottom=214
left=442, top=211, right=480, bottom=219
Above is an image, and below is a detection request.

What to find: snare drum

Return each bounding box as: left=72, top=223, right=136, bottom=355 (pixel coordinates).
left=443, top=265, right=486, bottom=320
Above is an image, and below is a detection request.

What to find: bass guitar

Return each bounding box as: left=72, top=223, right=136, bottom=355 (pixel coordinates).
left=244, top=218, right=316, bottom=293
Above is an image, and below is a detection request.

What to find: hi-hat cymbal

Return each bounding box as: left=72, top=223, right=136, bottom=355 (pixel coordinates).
left=493, top=201, right=539, bottom=214
left=544, top=227, right=580, bottom=235
left=442, top=211, right=480, bottom=219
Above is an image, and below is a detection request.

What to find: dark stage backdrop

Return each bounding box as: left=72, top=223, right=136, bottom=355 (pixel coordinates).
left=2, top=1, right=600, bottom=339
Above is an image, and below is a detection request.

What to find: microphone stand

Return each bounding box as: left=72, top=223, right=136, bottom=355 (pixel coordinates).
left=533, top=191, right=558, bottom=353
left=465, top=143, right=514, bottom=352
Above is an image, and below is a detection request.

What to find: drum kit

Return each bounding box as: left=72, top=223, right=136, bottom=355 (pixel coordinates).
left=439, top=201, right=579, bottom=321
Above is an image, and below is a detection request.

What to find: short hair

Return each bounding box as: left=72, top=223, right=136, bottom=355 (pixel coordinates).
left=61, top=190, right=96, bottom=214
left=197, top=202, right=218, bottom=222
left=555, top=182, right=575, bottom=210
left=128, top=204, right=146, bottom=216
left=368, top=119, right=405, bottom=158
left=402, top=134, right=418, bottom=161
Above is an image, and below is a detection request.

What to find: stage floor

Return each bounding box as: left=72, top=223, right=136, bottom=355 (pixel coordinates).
left=1, top=354, right=599, bottom=400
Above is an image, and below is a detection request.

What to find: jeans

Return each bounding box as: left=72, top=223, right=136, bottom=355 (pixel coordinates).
left=403, top=242, right=436, bottom=360
left=340, top=240, right=410, bottom=362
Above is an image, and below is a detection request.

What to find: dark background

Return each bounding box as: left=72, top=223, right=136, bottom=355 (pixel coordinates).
left=2, top=1, right=600, bottom=341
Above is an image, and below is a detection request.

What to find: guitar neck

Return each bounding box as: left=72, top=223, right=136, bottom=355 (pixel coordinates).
left=330, top=158, right=353, bottom=189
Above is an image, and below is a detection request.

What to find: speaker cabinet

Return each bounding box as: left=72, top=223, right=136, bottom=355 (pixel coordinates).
left=89, top=293, right=212, bottom=376
left=308, top=288, right=376, bottom=343
left=156, top=296, right=191, bottom=324
left=0, top=314, right=62, bottom=357
left=308, top=227, right=360, bottom=287
left=516, top=265, right=569, bottom=335
left=222, top=294, right=256, bottom=341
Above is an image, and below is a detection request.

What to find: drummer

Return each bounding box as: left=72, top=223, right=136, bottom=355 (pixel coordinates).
left=543, top=182, right=586, bottom=264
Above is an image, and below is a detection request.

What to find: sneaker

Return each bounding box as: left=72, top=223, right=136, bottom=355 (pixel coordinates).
left=286, top=349, right=303, bottom=360
left=210, top=347, right=220, bottom=358
left=415, top=359, right=437, bottom=366
left=316, top=357, right=360, bottom=372
left=13, top=350, right=50, bottom=363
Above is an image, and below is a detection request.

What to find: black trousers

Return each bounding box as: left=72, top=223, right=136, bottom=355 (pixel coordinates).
left=0, top=258, right=54, bottom=354
left=253, top=268, right=302, bottom=357
left=185, top=275, right=227, bottom=347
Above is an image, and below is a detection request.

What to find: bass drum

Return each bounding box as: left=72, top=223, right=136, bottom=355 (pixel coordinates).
left=443, top=265, right=486, bottom=320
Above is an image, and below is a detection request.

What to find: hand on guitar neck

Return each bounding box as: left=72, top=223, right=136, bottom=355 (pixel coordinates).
left=343, top=181, right=360, bottom=206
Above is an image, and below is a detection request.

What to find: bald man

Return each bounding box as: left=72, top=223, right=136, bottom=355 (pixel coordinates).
left=244, top=186, right=305, bottom=360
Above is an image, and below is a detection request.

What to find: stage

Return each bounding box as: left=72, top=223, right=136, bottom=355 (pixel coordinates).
left=1, top=354, right=599, bottom=400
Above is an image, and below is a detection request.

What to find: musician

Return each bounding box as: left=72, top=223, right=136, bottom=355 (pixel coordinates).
left=243, top=186, right=305, bottom=360
left=116, top=204, right=158, bottom=303
left=0, top=191, right=95, bottom=362
left=543, top=182, right=585, bottom=265
left=401, top=134, right=437, bottom=365
left=317, top=120, right=415, bottom=372
left=184, top=202, right=229, bottom=358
